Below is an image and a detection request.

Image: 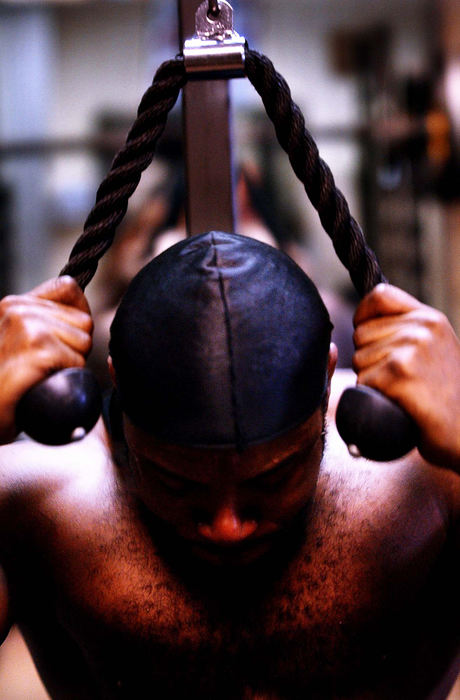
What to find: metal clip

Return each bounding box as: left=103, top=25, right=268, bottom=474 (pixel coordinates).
left=183, top=0, right=245, bottom=80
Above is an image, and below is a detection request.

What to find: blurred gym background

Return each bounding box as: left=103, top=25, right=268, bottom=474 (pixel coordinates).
left=0, top=0, right=459, bottom=697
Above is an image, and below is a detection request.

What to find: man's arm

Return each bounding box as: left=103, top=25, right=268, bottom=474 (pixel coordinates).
left=352, top=284, right=460, bottom=472
left=0, top=277, right=93, bottom=444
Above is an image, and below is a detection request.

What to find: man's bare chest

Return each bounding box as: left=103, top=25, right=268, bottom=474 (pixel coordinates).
left=19, top=492, right=452, bottom=700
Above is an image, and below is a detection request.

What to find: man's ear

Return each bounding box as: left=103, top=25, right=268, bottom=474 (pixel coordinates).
left=325, top=343, right=338, bottom=404
left=107, top=356, right=117, bottom=387
left=328, top=342, right=338, bottom=382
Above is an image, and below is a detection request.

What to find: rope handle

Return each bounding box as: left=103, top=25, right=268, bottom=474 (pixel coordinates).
left=60, top=58, right=186, bottom=289
left=245, top=48, right=386, bottom=297
left=60, top=47, right=385, bottom=298
left=24, top=44, right=405, bottom=454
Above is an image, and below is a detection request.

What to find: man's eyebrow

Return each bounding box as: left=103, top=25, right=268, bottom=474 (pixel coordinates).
left=245, top=437, right=317, bottom=483
left=135, top=454, right=204, bottom=485
left=244, top=453, right=300, bottom=484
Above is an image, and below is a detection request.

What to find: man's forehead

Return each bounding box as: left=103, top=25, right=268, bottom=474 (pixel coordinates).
left=122, top=408, right=323, bottom=478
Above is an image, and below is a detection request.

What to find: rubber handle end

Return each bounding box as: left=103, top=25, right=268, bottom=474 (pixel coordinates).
left=16, top=368, right=102, bottom=445
left=335, top=385, right=418, bottom=461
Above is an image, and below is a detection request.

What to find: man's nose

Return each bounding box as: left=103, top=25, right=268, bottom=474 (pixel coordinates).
left=197, top=504, right=257, bottom=544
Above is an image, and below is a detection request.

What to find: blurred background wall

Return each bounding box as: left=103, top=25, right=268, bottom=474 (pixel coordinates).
left=1, top=0, right=459, bottom=322
left=0, top=0, right=459, bottom=697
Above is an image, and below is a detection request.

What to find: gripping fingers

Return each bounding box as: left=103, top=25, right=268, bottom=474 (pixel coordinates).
left=354, top=284, right=423, bottom=326
left=51, top=318, right=92, bottom=358
left=354, top=346, right=416, bottom=393
left=31, top=340, right=87, bottom=375
left=353, top=343, right=393, bottom=375
left=1, top=297, right=93, bottom=336
left=35, top=299, right=92, bottom=334
left=353, top=320, right=432, bottom=367
left=354, top=316, right=408, bottom=349
left=0, top=307, right=92, bottom=359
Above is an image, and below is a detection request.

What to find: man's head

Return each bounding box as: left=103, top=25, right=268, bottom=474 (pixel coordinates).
left=109, top=230, right=333, bottom=449
left=108, top=231, right=336, bottom=564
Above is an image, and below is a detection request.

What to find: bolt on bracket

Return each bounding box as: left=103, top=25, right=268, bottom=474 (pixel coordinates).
left=183, top=0, right=245, bottom=80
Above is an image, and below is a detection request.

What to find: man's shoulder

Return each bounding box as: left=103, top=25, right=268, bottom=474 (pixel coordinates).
left=0, top=419, right=116, bottom=526
left=327, top=369, right=460, bottom=526
left=321, top=398, right=457, bottom=570
left=322, top=435, right=446, bottom=524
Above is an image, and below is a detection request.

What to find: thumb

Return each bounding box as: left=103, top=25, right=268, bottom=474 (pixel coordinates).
left=29, top=276, right=91, bottom=314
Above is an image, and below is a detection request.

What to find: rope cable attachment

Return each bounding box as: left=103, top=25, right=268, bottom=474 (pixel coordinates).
left=244, top=47, right=386, bottom=297
left=60, top=58, right=186, bottom=290
left=60, top=45, right=384, bottom=299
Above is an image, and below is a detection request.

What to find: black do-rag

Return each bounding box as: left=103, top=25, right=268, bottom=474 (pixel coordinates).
left=109, top=231, right=332, bottom=448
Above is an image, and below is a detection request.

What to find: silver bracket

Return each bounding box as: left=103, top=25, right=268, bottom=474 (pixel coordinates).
left=183, top=0, right=245, bottom=79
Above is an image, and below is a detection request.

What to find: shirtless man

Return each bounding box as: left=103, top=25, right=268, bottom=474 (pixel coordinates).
left=0, top=231, right=458, bottom=699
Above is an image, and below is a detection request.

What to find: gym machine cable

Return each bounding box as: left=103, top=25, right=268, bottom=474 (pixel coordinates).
left=16, top=0, right=418, bottom=461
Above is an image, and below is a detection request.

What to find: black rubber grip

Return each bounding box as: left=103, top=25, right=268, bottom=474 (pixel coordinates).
left=335, top=385, right=418, bottom=461
left=16, top=368, right=102, bottom=445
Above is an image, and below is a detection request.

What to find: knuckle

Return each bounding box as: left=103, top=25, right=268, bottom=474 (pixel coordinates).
left=35, top=344, right=84, bottom=372
left=386, top=347, right=415, bottom=379
left=0, top=295, right=22, bottom=320
left=387, top=356, right=404, bottom=378
left=27, top=323, right=54, bottom=348
left=80, top=332, right=93, bottom=355
left=352, top=347, right=366, bottom=370
left=1, top=308, right=30, bottom=339
left=0, top=294, right=20, bottom=309
left=85, top=332, right=93, bottom=351
left=425, top=308, right=447, bottom=330
left=352, top=355, right=362, bottom=374
left=83, top=313, right=94, bottom=334
left=72, top=313, right=93, bottom=338
left=355, top=368, right=383, bottom=394
left=72, top=353, right=86, bottom=368
left=34, top=346, right=61, bottom=371
left=415, top=325, right=432, bottom=347
left=412, top=306, right=444, bottom=328
left=406, top=313, right=440, bottom=347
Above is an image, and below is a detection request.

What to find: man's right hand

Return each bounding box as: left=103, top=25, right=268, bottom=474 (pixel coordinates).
left=0, top=277, right=93, bottom=444
left=353, top=284, right=460, bottom=470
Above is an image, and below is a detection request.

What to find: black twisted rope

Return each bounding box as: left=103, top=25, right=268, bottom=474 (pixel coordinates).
left=60, top=46, right=384, bottom=298
left=60, top=58, right=186, bottom=290
left=245, top=47, right=386, bottom=297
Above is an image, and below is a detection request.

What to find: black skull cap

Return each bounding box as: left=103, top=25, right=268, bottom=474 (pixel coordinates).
left=109, top=231, right=332, bottom=448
